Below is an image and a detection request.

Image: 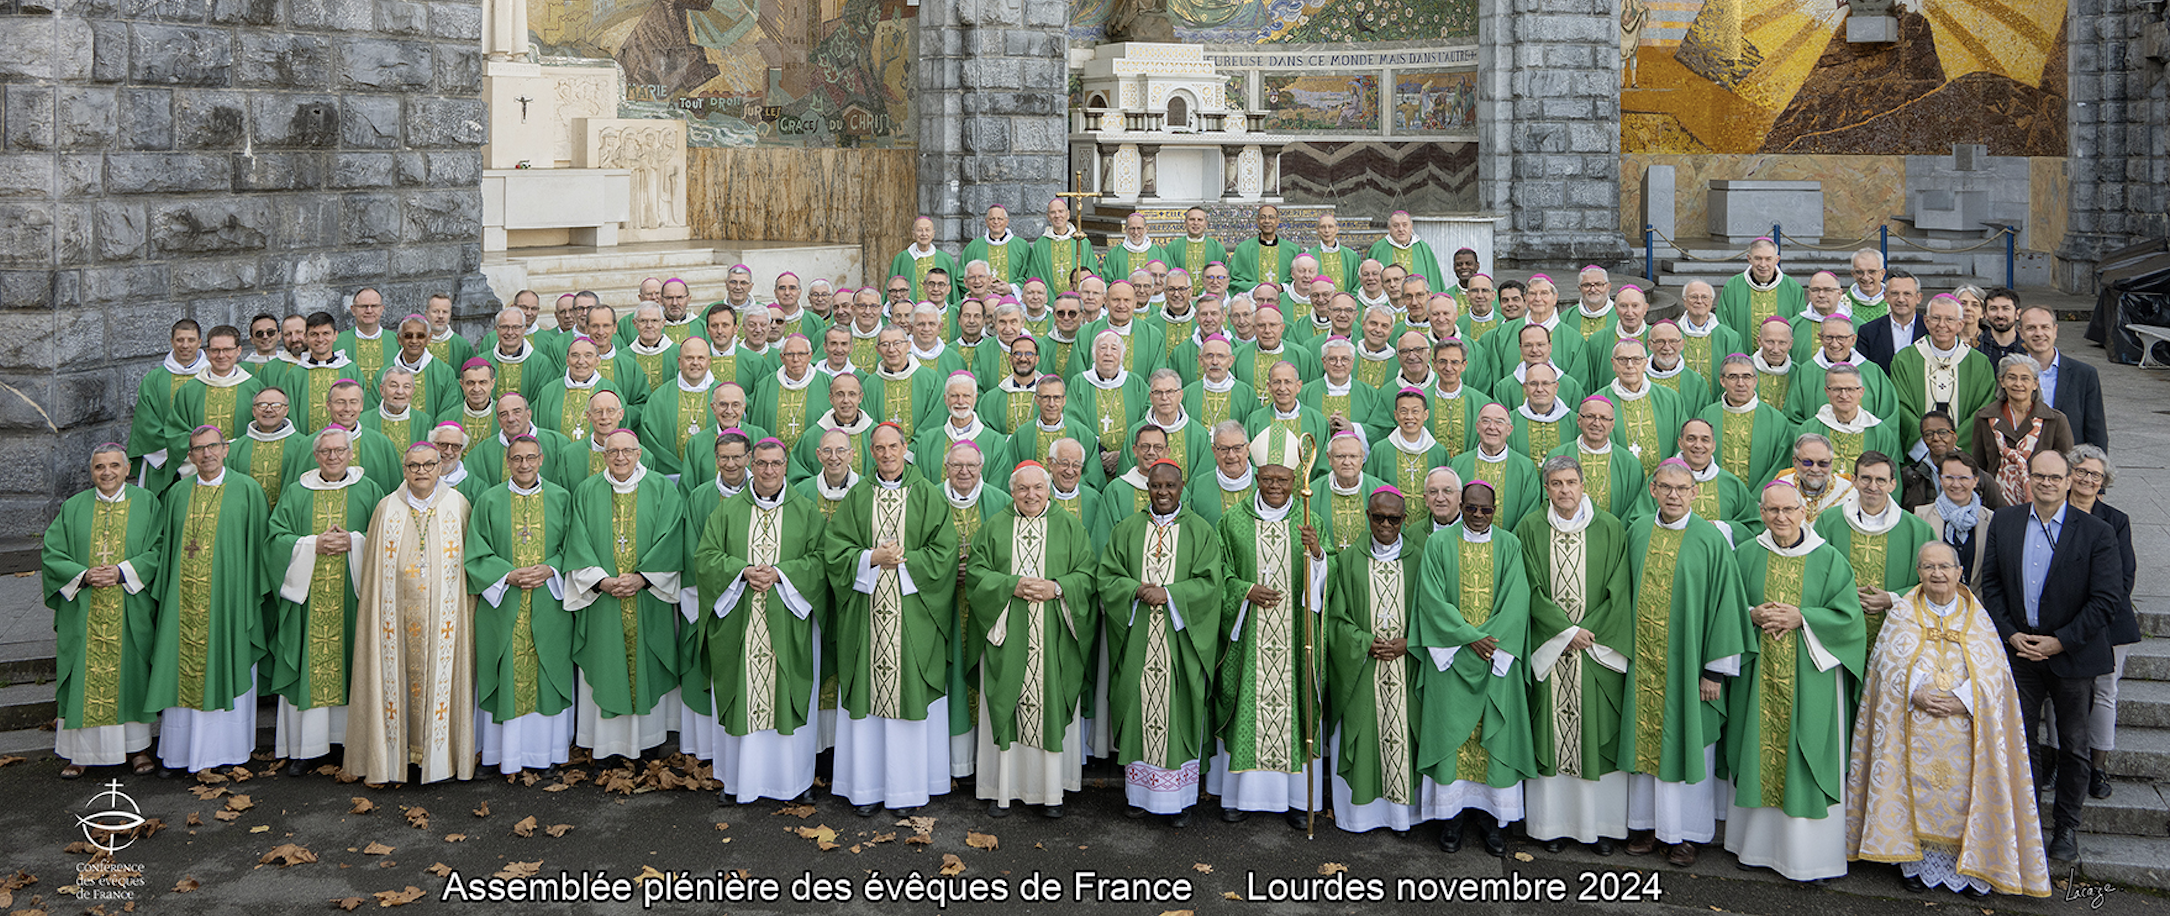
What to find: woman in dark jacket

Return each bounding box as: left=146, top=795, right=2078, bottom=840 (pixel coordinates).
left=2066, top=444, right=2139, bottom=799
left=1971, top=354, right=2074, bottom=505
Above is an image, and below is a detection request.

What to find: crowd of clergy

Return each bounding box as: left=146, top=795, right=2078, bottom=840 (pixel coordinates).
left=46, top=200, right=2140, bottom=900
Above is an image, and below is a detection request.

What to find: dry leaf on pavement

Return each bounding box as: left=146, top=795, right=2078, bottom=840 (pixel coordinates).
left=965, top=832, right=998, bottom=851
left=774, top=804, right=815, bottom=819
left=1193, top=863, right=1213, bottom=874
left=541, top=784, right=570, bottom=793
left=442, top=834, right=467, bottom=843
left=171, top=877, right=200, bottom=893
left=493, top=861, right=541, bottom=880
left=349, top=798, right=375, bottom=815
left=794, top=825, right=840, bottom=851
left=1318, top=863, right=1347, bottom=876
left=362, top=842, right=394, bottom=856
left=0, top=755, right=22, bottom=768
left=260, top=844, right=318, bottom=867
left=187, top=786, right=227, bottom=800
left=511, top=816, right=538, bottom=838
left=225, top=795, right=253, bottom=812
left=425, top=863, right=452, bottom=877
left=401, top=807, right=429, bottom=830
left=186, top=813, right=202, bottom=827
left=212, top=811, right=241, bottom=822
left=331, top=897, right=364, bottom=910
left=939, top=854, right=965, bottom=877
left=544, top=824, right=573, bottom=838
left=472, top=802, right=490, bottom=818
left=372, top=886, right=425, bottom=907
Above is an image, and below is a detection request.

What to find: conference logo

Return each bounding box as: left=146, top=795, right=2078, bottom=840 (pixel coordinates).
left=76, top=779, right=147, bottom=854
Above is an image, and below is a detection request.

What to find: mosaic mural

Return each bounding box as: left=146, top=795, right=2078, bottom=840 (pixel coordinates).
left=533, top=0, right=916, bottom=149
left=1259, top=72, right=1378, bottom=131
left=1392, top=70, right=1476, bottom=133
left=1069, top=0, right=1474, bottom=43
left=1621, top=0, right=2067, bottom=155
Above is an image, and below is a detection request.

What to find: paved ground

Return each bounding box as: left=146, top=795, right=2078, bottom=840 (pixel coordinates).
left=2, top=288, right=2165, bottom=914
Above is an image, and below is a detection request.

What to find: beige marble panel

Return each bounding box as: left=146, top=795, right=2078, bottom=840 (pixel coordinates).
left=1621, top=153, right=1907, bottom=245
left=2030, top=157, right=2068, bottom=255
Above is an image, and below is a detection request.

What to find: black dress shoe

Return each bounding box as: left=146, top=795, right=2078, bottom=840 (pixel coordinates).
left=1170, top=808, right=1191, bottom=829
left=1592, top=837, right=1615, bottom=856
left=2090, top=768, right=2113, bottom=799
left=889, top=806, right=920, bottom=816
left=2047, top=826, right=2079, bottom=861
left=1220, top=807, right=1249, bottom=823
left=986, top=801, right=1010, bottom=818
left=1124, top=805, right=1147, bottom=819
left=1901, top=872, right=1927, bottom=893
left=1438, top=815, right=1465, bottom=853
left=1542, top=839, right=1568, bottom=854
left=1480, top=820, right=1506, bottom=857
left=1963, top=885, right=1992, bottom=899
left=1041, top=804, right=1063, bottom=819
left=792, top=789, right=815, bottom=805
left=1284, top=809, right=1308, bottom=831
left=854, top=803, right=881, bottom=817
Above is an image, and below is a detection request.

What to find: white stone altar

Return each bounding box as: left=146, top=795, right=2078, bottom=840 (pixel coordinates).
left=1071, top=43, right=1285, bottom=204
left=1708, top=180, right=1823, bottom=243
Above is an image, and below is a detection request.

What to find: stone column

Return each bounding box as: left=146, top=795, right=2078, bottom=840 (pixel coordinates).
left=1475, top=0, right=1630, bottom=269
left=2058, top=0, right=2170, bottom=292
left=916, top=0, right=1069, bottom=249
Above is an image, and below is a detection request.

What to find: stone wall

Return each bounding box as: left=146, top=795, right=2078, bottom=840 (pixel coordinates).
left=915, top=0, right=1069, bottom=249
left=2058, top=0, right=2170, bottom=292
left=1474, top=0, right=1628, bottom=269
left=0, top=0, right=492, bottom=546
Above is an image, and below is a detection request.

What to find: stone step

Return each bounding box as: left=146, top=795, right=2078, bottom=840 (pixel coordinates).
left=497, top=246, right=727, bottom=275
left=2143, top=606, right=2170, bottom=639
left=0, top=726, right=49, bottom=757
left=2044, top=780, right=2170, bottom=836
left=2106, top=726, right=2170, bottom=781
left=0, top=681, right=54, bottom=733
left=2128, top=637, right=2170, bottom=682
left=2079, top=833, right=2170, bottom=890
left=0, top=642, right=54, bottom=685
left=524, top=263, right=750, bottom=301
left=2120, top=679, right=2170, bottom=729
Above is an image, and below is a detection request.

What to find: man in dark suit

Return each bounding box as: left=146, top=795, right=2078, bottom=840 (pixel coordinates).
left=1857, top=269, right=1924, bottom=372
left=2019, top=307, right=2107, bottom=450
left=1978, top=449, right=2122, bottom=862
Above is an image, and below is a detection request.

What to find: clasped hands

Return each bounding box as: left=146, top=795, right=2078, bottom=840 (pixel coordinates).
left=1749, top=601, right=1803, bottom=638
left=316, top=526, right=352, bottom=556
left=1012, top=576, right=1060, bottom=602
left=599, top=571, right=649, bottom=598
left=2008, top=633, right=2064, bottom=661
left=1910, top=687, right=1968, bottom=718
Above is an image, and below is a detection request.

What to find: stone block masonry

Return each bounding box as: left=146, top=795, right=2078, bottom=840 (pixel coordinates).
left=915, top=0, right=1068, bottom=251
left=0, top=0, right=493, bottom=549
left=1475, top=0, right=1629, bottom=269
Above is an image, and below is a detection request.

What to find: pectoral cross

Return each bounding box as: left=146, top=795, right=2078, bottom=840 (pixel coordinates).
left=688, top=422, right=701, bottom=436
left=1100, top=413, right=1114, bottom=433
left=516, top=525, right=534, bottom=544
left=183, top=538, right=203, bottom=559
left=786, top=417, right=801, bottom=436
left=573, top=426, right=586, bottom=441
left=616, top=534, right=631, bottom=552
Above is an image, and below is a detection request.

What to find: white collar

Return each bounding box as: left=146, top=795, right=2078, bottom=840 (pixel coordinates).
left=354, top=326, right=383, bottom=340
left=944, top=413, right=985, bottom=440
left=1921, top=338, right=1966, bottom=361
left=677, top=372, right=716, bottom=393
left=818, top=410, right=873, bottom=436
left=1611, top=377, right=1650, bottom=401
left=1121, top=237, right=1154, bottom=253
left=984, top=230, right=1013, bottom=245
left=942, top=479, right=983, bottom=508
left=508, top=478, right=543, bottom=496
left=1680, top=312, right=1720, bottom=335
left=1389, top=426, right=1437, bottom=454
left=1517, top=397, right=1570, bottom=423
left=563, top=371, right=599, bottom=389
left=1324, top=377, right=1352, bottom=396
left=1813, top=402, right=1882, bottom=433
left=816, top=470, right=859, bottom=499
left=301, top=352, right=352, bottom=369
left=1798, top=305, right=1852, bottom=325
left=1151, top=409, right=1189, bottom=434
left=1843, top=492, right=1902, bottom=535
left=1217, top=465, right=1254, bottom=492
left=1041, top=226, right=1085, bottom=240
left=1357, top=288, right=1391, bottom=308
left=1755, top=525, right=1826, bottom=557
left=1577, top=301, right=1614, bottom=320
left=197, top=365, right=249, bottom=387
left=910, top=340, right=946, bottom=361
left=1511, top=359, right=1562, bottom=384
left=1688, top=459, right=1721, bottom=483
left=1118, top=467, right=1150, bottom=489
left=1150, top=509, right=1180, bottom=526
left=906, top=242, right=938, bottom=259
left=1358, top=338, right=1395, bottom=360
left=777, top=365, right=817, bottom=390
left=715, top=475, right=745, bottom=499
left=494, top=339, right=535, bottom=362
left=1051, top=482, right=1081, bottom=501
left=1460, top=522, right=1492, bottom=543
left=749, top=483, right=785, bottom=509
left=165, top=351, right=209, bottom=375
left=1201, top=373, right=1235, bottom=393
left=1034, top=415, right=1066, bottom=433
left=1385, top=235, right=1415, bottom=251
left=378, top=403, right=411, bottom=422
left=393, top=351, right=433, bottom=373
left=1743, top=269, right=1785, bottom=292
left=300, top=466, right=365, bottom=490
left=1370, top=536, right=1402, bottom=561
left=402, top=483, right=440, bottom=511
left=1721, top=394, right=1761, bottom=414
left=850, top=322, right=883, bottom=339
left=440, top=462, right=469, bottom=487
left=1271, top=403, right=1302, bottom=420
left=873, top=471, right=908, bottom=490
left=1253, top=493, right=1293, bottom=522
left=1848, top=284, right=1884, bottom=305
left=1577, top=436, right=1612, bottom=456
left=1329, top=474, right=1365, bottom=496
left=1548, top=495, right=1595, bottom=533
left=630, top=336, right=672, bottom=356
left=1475, top=444, right=1511, bottom=463
left=247, top=419, right=297, bottom=441
left=1752, top=350, right=1791, bottom=375
left=1647, top=359, right=1687, bottom=380
left=1656, top=511, right=1691, bottom=530
left=875, top=357, right=920, bottom=382
left=606, top=463, right=649, bottom=494
left=1083, top=367, right=1129, bottom=389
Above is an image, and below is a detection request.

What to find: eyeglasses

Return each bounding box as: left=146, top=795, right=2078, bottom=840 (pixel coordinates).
left=1918, top=562, right=1961, bottom=572
left=1367, top=513, right=1405, bottom=522
left=1653, top=483, right=1694, bottom=496
left=252, top=401, right=287, bottom=410
left=1796, top=458, right=1833, bottom=469
left=251, top=329, right=278, bottom=337
left=403, top=461, right=440, bottom=471
left=314, top=446, right=351, bottom=456
left=1922, top=427, right=1957, bottom=438
left=2072, top=469, right=2105, bottom=482
left=2031, top=473, right=2067, bottom=483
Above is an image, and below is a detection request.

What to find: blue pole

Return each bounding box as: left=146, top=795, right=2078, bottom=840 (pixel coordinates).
left=1880, top=224, right=1889, bottom=270
left=1644, top=224, right=1656, bottom=283
left=2004, top=225, right=2015, bottom=289
left=1772, top=223, right=1782, bottom=259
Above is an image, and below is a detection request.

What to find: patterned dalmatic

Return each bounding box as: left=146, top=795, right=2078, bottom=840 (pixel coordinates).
left=1368, top=555, right=1413, bottom=804
left=742, top=501, right=784, bottom=731
left=1243, top=516, right=1297, bottom=770
left=868, top=487, right=910, bottom=719
left=1138, top=520, right=1181, bottom=766
left=1546, top=527, right=1589, bottom=776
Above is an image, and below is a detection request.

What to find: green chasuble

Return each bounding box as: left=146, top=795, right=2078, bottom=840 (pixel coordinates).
left=1414, top=384, right=1492, bottom=454
left=1606, top=382, right=1690, bottom=473
left=1229, top=238, right=1297, bottom=289
left=635, top=379, right=714, bottom=479
left=1517, top=504, right=1636, bottom=778
left=1699, top=399, right=1795, bottom=488
left=1182, top=378, right=1258, bottom=432
left=1067, top=371, right=1148, bottom=453
left=1365, top=433, right=1445, bottom=502
left=1301, top=378, right=1383, bottom=443
left=335, top=328, right=397, bottom=400
left=280, top=426, right=401, bottom=495
left=1013, top=416, right=1105, bottom=488
left=563, top=469, right=685, bottom=718
left=912, top=422, right=1011, bottom=484
left=1509, top=405, right=1573, bottom=470
left=427, top=330, right=474, bottom=373
left=823, top=475, right=958, bottom=721
left=1842, top=287, right=1887, bottom=325
left=675, top=475, right=736, bottom=715
left=1645, top=363, right=1711, bottom=417
left=962, top=233, right=1033, bottom=288
left=1813, top=504, right=1933, bottom=651
left=1096, top=508, right=1225, bottom=769
left=144, top=472, right=270, bottom=713
left=1725, top=533, right=1864, bottom=817
left=466, top=480, right=577, bottom=721
left=967, top=509, right=1098, bottom=751
left=1103, top=241, right=1170, bottom=282
left=624, top=339, right=678, bottom=393
left=1365, top=237, right=1442, bottom=283
left=749, top=368, right=832, bottom=452
left=889, top=246, right=960, bottom=303
left=1231, top=342, right=1324, bottom=398
left=1028, top=232, right=1098, bottom=293
left=360, top=404, right=422, bottom=455
left=1304, top=244, right=1363, bottom=295
left=485, top=340, right=559, bottom=401
left=436, top=401, right=501, bottom=446
left=227, top=423, right=303, bottom=516
left=1784, top=354, right=1900, bottom=425
left=1323, top=538, right=1422, bottom=806
left=381, top=353, right=460, bottom=420
left=1241, top=405, right=1331, bottom=476
left=1411, top=525, right=1537, bottom=788
left=1753, top=356, right=1792, bottom=413
left=1545, top=440, right=1645, bottom=517
left=1795, top=410, right=1902, bottom=477
left=44, top=485, right=164, bottom=729
left=866, top=363, right=942, bottom=443
left=1311, top=473, right=1389, bottom=555
left=940, top=486, right=1011, bottom=739
left=1888, top=341, right=1997, bottom=452
left=1214, top=497, right=1328, bottom=773
left=171, top=370, right=264, bottom=458
left=694, top=486, right=831, bottom=736
left=1449, top=448, right=1542, bottom=531
left=528, top=376, right=632, bottom=442
left=289, top=354, right=356, bottom=433
left=1147, top=307, right=1199, bottom=363
left=977, top=377, right=1039, bottom=435
left=466, top=427, right=579, bottom=491
left=1181, top=468, right=1255, bottom=527
left=1167, top=235, right=1228, bottom=276
left=128, top=355, right=207, bottom=492
left=1617, top=515, right=1749, bottom=784
left=1676, top=320, right=1742, bottom=396
left=1716, top=272, right=1806, bottom=342
left=1459, top=310, right=1505, bottom=346
left=1074, top=320, right=1167, bottom=379
left=267, top=471, right=383, bottom=710
left=1623, top=464, right=1758, bottom=538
